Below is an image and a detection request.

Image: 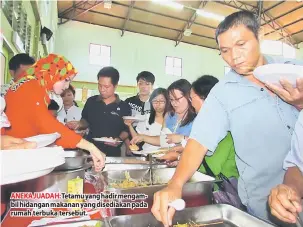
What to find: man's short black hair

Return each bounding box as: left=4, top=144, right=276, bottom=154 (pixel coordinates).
left=9, top=53, right=35, bottom=70
left=48, top=99, right=59, bottom=111
left=192, top=75, right=219, bottom=100
left=215, top=11, right=259, bottom=44
left=136, top=71, right=155, bottom=84
left=97, top=66, right=119, bottom=86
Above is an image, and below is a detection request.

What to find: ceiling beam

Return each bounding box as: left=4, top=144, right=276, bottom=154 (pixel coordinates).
left=261, top=4, right=303, bottom=26
left=175, top=0, right=208, bottom=47
left=121, top=1, right=135, bottom=37
left=260, top=11, right=294, bottom=46
left=70, top=18, right=219, bottom=50
left=70, top=8, right=215, bottom=41
left=278, top=28, right=303, bottom=43
left=58, top=1, right=217, bottom=30
left=59, top=1, right=104, bottom=25
left=259, top=4, right=303, bottom=46
left=218, top=0, right=257, bottom=12
left=264, top=18, right=302, bottom=36
left=263, top=1, right=285, bottom=13
left=111, top=1, right=216, bottom=30
left=58, top=0, right=87, bottom=17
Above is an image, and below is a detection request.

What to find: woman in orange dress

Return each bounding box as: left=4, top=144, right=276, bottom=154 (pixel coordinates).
left=4, top=54, right=105, bottom=171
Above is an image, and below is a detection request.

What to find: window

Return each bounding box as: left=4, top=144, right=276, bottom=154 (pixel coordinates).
left=282, top=43, right=296, bottom=59
left=261, top=40, right=296, bottom=59
left=165, top=56, right=182, bottom=77
left=89, top=44, right=111, bottom=67
left=224, top=66, right=231, bottom=75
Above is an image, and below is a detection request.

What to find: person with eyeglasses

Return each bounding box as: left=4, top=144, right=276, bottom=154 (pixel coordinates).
left=131, top=79, right=196, bottom=148
left=125, top=88, right=169, bottom=151
left=158, top=76, right=239, bottom=184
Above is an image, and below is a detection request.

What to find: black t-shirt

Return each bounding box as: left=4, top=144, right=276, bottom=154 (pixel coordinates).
left=82, top=95, right=131, bottom=157
left=125, top=95, right=151, bottom=151
left=125, top=95, right=151, bottom=117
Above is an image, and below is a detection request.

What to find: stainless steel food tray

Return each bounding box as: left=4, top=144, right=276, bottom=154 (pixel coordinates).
left=105, top=157, right=147, bottom=164
left=37, top=219, right=103, bottom=227
left=102, top=163, right=168, bottom=171
left=100, top=168, right=214, bottom=190
left=105, top=157, right=164, bottom=165
left=99, top=168, right=214, bottom=216
left=106, top=204, right=275, bottom=227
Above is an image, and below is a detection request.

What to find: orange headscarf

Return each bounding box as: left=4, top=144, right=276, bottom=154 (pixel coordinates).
left=9, top=54, right=77, bottom=106
left=10, top=54, right=77, bottom=93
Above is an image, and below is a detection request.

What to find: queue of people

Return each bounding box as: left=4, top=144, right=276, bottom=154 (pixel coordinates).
left=148, top=11, right=303, bottom=227
left=1, top=9, right=303, bottom=227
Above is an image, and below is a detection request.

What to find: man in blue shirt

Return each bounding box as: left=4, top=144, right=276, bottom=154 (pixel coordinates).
left=269, top=110, right=303, bottom=224
left=151, top=11, right=303, bottom=227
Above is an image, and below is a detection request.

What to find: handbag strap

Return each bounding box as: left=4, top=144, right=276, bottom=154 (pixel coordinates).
left=202, top=159, right=216, bottom=178
left=202, top=159, right=238, bottom=191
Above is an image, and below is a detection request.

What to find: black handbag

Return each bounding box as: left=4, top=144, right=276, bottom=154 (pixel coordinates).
left=202, top=159, right=246, bottom=211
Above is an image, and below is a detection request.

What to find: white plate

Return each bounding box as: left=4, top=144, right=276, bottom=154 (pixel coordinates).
left=1, top=147, right=65, bottom=185
left=151, top=153, right=166, bottom=158
left=123, top=116, right=145, bottom=121
left=24, top=133, right=61, bottom=148
left=93, top=137, right=122, bottom=143
left=1, top=167, right=55, bottom=185
left=131, top=148, right=169, bottom=156
left=254, top=63, right=303, bottom=87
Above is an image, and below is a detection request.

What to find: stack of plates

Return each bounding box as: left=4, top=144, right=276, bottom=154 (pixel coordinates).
left=0, top=147, right=65, bottom=185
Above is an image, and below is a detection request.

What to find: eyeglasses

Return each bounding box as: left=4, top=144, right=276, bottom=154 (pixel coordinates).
left=152, top=100, right=166, bottom=105
left=169, top=96, right=184, bottom=104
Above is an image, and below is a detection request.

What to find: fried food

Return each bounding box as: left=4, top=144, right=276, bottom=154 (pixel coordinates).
left=109, top=171, right=149, bottom=189
left=129, top=144, right=139, bottom=151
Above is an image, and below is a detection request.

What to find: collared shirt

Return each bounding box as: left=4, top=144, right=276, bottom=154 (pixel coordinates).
left=82, top=94, right=131, bottom=157
left=284, top=110, right=303, bottom=173
left=283, top=109, right=303, bottom=224
left=57, top=105, right=82, bottom=124
left=189, top=55, right=303, bottom=222
left=165, top=114, right=193, bottom=136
